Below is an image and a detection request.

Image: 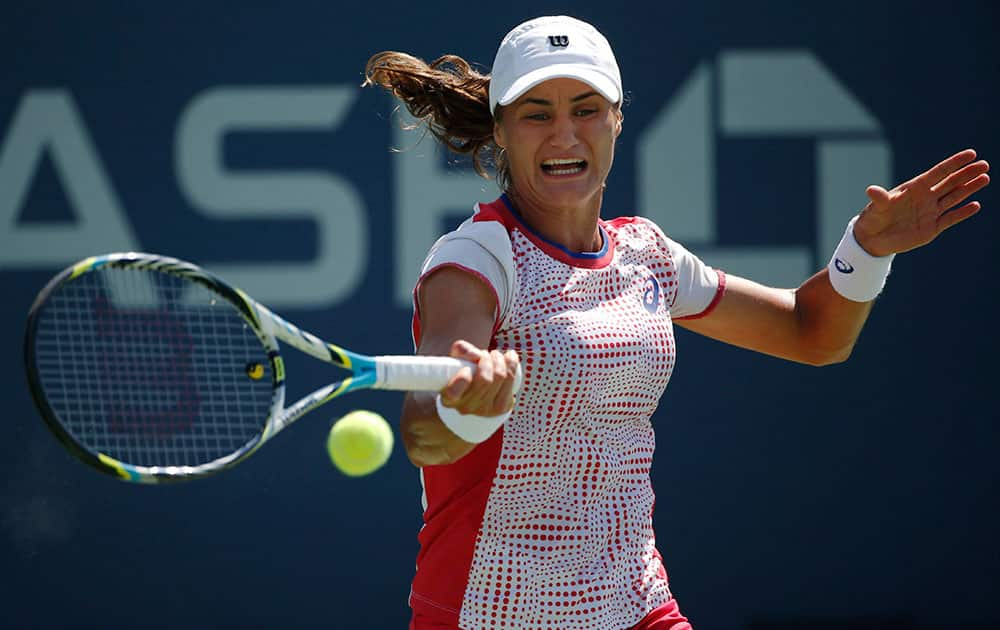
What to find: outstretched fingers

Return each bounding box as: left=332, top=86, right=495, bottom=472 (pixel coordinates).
left=937, top=201, right=982, bottom=233
left=931, top=158, right=989, bottom=192
left=913, top=148, right=979, bottom=189
left=937, top=171, right=990, bottom=211
left=928, top=152, right=990, bottom=234
left=857, top=149, right=988, bottom=255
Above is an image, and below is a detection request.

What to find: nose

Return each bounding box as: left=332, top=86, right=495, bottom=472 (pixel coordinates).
left=548, top=113, right=579, bottom=149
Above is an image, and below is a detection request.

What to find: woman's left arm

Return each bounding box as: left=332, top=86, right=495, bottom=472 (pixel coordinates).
left=677, top=149, right=990, bottom=366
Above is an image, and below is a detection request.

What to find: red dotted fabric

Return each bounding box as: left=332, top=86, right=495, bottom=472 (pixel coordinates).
left=410, top=198, right=722, bottom=629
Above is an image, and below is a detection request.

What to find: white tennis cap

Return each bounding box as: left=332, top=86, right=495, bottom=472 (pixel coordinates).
left=489, top=16, right=622, bottom=115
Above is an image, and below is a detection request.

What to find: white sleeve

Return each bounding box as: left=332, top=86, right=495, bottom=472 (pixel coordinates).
left=417, top=216, right=515, bottom=324
left=663, top=235, right=724, bottom=319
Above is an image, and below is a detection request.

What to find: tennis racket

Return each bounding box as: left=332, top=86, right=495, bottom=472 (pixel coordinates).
left=24, top=252, right=510, bottom=484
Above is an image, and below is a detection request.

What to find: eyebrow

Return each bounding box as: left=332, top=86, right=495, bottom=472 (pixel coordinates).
left=520, top=91, right=600, bottom=106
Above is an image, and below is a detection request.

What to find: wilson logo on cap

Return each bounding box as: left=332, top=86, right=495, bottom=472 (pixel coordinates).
left=489, top=16, right=622, bottom=113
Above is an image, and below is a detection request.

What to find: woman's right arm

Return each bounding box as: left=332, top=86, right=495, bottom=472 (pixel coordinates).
left=401, top=266, right=519, bottom=467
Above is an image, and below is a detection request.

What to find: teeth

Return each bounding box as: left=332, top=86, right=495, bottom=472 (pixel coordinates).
left=541, top=158, right=586, bottom=176
left=542, top=158, right=584, bottom=166
left=547, top=166, right=583, bottom=175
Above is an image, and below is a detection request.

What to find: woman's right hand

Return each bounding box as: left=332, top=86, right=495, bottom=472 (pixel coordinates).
left=400, top=266, right=516, bottom=467
left=439, top=340, right=520, bottom=418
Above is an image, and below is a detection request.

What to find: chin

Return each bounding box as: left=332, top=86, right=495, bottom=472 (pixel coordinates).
left=537, top=179, right=602, bottom=207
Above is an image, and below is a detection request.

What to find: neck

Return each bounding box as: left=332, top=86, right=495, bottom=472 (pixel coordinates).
left=504, top=187, right=604, bottom=253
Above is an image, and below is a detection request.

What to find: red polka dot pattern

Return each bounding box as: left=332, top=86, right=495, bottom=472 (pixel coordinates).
left=459, top=217, right=684, bottom=629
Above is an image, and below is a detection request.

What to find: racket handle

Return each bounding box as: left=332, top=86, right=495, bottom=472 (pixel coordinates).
left=373, top=356, right=523, bottom=394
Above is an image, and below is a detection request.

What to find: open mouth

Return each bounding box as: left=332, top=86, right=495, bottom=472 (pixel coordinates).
left=541, top=158, right=588, bottom=176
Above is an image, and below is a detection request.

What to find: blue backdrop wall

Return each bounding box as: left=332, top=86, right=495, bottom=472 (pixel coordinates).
left=2, top=2, right=997, bottom=628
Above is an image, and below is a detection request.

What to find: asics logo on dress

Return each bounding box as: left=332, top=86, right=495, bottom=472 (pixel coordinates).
left=834, top=258, right=854, bottom=274
left=642, top=276, right=661, bottom=314
left=548, top=35, right=569, bottom=47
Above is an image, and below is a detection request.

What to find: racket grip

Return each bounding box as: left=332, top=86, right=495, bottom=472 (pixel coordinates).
left=373, top=356, right=523, bottom=394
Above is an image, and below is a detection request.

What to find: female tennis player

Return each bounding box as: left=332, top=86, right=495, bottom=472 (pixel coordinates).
left=364, top=15, right=989, bottom=629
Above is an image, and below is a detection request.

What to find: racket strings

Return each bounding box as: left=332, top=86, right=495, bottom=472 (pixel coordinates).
left=33, top=267, right=274, bottom=468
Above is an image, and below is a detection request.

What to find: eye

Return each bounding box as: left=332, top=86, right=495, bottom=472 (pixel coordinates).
left=574, top=107, right=598, bottom=117
left=525, top=112, right=549, bottom=121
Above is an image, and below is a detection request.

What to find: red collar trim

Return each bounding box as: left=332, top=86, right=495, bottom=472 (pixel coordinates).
left=474, top=195, right=615, bottom=269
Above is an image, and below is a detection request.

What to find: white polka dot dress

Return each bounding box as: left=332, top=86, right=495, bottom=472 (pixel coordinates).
left=409, top=195, right=724, bottom=629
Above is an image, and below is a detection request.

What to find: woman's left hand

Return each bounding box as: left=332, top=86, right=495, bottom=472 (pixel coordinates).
left=853, top=149, right=990, bottom=257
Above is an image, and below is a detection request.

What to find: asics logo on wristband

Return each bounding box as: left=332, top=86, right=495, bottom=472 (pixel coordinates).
left=834, top=258, right=855, bottom=274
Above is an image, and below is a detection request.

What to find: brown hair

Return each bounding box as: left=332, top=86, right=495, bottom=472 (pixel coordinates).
left=363, top=51, right=510, bottom=189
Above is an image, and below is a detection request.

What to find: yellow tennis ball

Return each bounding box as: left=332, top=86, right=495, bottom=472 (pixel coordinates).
left=326, top=410, right=393, bottom=477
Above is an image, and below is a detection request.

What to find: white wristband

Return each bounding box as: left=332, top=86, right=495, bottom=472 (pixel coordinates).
left=828, top=216, right=895, bottom=302
left=435, top=395, right=511, bottom=444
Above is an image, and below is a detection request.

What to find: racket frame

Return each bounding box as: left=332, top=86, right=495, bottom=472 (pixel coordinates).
left=24, top=253, right=381, bottom=483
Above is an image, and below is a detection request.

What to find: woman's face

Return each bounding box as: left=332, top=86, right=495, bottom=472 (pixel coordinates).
left=494, top=77, right=622, bottom=214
